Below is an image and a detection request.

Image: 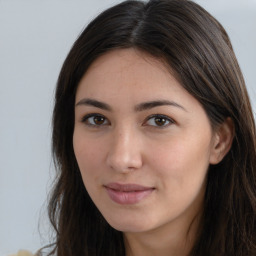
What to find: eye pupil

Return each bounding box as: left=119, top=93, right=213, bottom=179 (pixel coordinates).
left=155, top=117, right=166, bottom=126
left=94, top=116, right=105, bottom=125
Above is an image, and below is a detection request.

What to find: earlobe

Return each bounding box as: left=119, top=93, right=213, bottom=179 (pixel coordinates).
left=209, top=117, right=234, bottom=165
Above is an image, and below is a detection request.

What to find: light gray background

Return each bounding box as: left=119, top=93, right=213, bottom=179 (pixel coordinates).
left=0, top=0, right=255, bottom=255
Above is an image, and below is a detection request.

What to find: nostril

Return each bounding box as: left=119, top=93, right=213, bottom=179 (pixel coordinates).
left=106, top=150, right=143, bottom=172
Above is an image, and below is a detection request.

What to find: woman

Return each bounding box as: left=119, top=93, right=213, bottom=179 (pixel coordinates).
left=43, top=0, right=256, bottom=255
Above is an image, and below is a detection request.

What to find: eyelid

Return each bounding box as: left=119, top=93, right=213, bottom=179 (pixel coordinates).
left=81, top=113, right=110, bottom=126
left=143, top=114, right=175, bottom=127
left=79, top=113, right=174, bottom=128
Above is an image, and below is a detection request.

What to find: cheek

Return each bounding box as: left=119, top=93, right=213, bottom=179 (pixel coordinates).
left=148, top=140, right=210, bottom=215
left=73, top=132, right=104, bottom=180
left=73, top=136, right=105, bottom=204
left=148, top=136, right=211, bottom=187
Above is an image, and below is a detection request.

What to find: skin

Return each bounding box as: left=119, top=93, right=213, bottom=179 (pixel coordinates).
left=73, top=49, right=231, bottom=256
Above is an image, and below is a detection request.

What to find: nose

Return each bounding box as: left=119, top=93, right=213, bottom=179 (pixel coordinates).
left=106, top=126, right=143, bottom=173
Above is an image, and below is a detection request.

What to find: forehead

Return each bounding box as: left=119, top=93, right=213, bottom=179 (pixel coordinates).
left=76, top=48, right=184, bottom=98
left=86, top=48, right=169, bottom=75
left=75, top=48, right=210, bottom=125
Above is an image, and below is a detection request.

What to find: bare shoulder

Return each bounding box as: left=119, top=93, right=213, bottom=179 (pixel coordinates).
left=8, top=250, right=34, bottom=256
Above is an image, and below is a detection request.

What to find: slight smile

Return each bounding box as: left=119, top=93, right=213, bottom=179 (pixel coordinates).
left=104, top=183, right=155, bottom=205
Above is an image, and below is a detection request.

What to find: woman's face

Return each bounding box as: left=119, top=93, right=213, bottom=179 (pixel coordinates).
left=73, top=49, right=218, bottom=234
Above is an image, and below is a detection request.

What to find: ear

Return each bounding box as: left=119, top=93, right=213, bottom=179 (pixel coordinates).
left=209, top=117, right=234, bottom=165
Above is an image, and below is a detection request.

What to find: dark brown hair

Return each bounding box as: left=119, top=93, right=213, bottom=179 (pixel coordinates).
left=44, top=0, right=256, bottom=255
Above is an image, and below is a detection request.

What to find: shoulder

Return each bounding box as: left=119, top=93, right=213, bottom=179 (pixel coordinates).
left=8, top=250, right=34, bottom=256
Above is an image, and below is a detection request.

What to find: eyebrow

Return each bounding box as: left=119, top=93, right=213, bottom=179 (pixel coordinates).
left=76, top=98, right=112, bottom=111
left=134, top=100, right=187, bottom=112
left=75, top=98, right=186, bottom=112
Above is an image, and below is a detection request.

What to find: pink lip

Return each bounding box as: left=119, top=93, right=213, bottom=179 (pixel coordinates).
left=104, top=183, right=155, bottom=205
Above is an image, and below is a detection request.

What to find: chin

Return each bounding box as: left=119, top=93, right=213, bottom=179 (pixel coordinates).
left=105, top=215, right=155, bottom=233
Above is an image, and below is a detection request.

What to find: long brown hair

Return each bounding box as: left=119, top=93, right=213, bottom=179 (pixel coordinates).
left=43, top=0, right=256, bottom=255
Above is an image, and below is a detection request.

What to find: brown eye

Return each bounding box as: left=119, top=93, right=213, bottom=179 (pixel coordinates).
left=93, top=116, right=105, bottom=125
left=82, top=114, right=109, bottom=126
left=145, top=115, right=174, bottom=127
left=154, top=117, right=168, bottom=126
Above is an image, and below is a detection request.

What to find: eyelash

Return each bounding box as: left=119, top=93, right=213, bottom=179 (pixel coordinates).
left=80, top=113, right=175, bottom=128
left=81, top=113, right=109, bottom=127
left=144, top=114, right=175, bottom=128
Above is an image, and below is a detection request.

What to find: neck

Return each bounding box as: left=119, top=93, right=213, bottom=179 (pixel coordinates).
left=124, top=211, right=201, bottom=256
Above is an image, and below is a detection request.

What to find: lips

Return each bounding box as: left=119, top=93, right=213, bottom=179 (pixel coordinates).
left=104, top=183, right=155, bottom=205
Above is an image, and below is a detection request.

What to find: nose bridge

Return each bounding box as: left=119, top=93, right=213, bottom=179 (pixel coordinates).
left=106, top=123, right=142, bottom=172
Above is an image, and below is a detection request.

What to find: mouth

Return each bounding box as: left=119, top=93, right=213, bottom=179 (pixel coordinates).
left=104, top=183, right=155, bottom=205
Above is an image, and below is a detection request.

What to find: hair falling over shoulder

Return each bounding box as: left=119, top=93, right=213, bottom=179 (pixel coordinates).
left=40, top=0, right=256, bottom=255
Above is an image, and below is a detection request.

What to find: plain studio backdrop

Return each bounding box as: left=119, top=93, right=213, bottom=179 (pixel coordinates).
left=0, top=0, right=255, bottom=255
